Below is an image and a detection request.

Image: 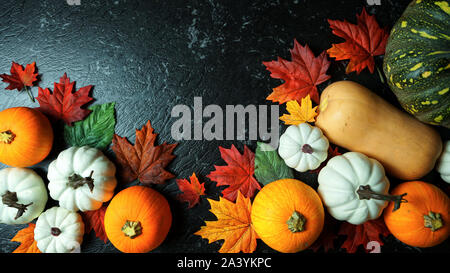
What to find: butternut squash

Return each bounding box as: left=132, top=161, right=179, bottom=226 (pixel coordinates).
left=315, top=81, right=442, bottom=180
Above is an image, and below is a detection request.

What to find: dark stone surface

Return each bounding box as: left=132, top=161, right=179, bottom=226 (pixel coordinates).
left=0, top=0, right=448, bottom=253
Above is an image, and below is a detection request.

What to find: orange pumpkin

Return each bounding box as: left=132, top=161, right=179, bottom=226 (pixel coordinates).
left=104, top=185, right=172, bottom=253
left=0, top=107, right=53, bottom=167
left=384, top=181, right=450, bottom=248
left=250, top=179, right=324, bottom=253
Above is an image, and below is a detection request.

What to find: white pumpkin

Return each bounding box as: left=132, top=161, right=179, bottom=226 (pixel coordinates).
left=47, top=146, right=117, bottom=212
left=0, top=168, right=48, bottom=225
left=317, top=152, right=407, bottom=225
left=278, top=123, right=329, bottom=172
left=34, top=206, right=84, bottom=253
left=436, top=140, right=450, bottom=184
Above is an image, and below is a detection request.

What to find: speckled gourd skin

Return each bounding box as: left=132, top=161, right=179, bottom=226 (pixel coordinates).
left=383, top=0, right=450, bottom=128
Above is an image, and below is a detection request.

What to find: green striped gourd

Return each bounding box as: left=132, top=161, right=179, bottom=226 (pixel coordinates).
left=383, top=0, right=450, bottom=128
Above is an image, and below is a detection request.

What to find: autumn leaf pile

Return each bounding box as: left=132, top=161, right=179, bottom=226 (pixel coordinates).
left=2, top=7, right=394, bottom=254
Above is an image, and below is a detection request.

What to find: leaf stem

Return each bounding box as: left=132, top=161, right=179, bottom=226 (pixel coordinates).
left=24, top=86, right=35, bottom=103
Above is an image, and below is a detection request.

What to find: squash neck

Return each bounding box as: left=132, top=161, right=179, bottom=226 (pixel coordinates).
left=287, top=211, right=306, bottom=233
left=424, top=212, right=443, bottom=232
left=1, top=190, right=33, bottom=220
left=0, top=130, right=15, bottom=144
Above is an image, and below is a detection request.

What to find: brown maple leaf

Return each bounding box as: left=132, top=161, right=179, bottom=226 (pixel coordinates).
left=82, top=204, right=108, bottom=243
left=263, top=39, right=331, bottom=104
left=112, top=120, right=177, bottom=186
left=195, top=191, right=257, bottom=253
left=11, top=223, right=41, bottom=253
left=339, top=218, right=391, bottom=253
left=176, top=172, right=206, bottom=209
left=327, top=8, right=389, bottom=74
left=36, top=73, right=94, bottom=126
left=207, top=144, right=261, bottom=202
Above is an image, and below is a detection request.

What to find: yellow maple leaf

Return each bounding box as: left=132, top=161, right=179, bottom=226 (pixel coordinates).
left=279, top=95, right=318, bottom=125
left=194, top=191, right=257, bottom=253
left=11, top=223, right=41, bottom=253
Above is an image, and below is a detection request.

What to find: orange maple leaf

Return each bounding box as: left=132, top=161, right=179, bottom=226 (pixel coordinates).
left=11, top=223, right=41, bottom=253
left=263, top=40, right=331, bottom=104
left=327, top=8, right=389, bottom=74
left=176, top=172, right=206, bottom=209
left=207, top=144, right=261, bottom=202
left=195, top=191, right=258, bottom=253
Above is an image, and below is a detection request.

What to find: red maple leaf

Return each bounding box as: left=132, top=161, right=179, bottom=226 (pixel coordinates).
left=310, top=145, right=342, bottom=174
left=112, top=120, right=177, bottom=186
left=263, top=39, right=331, bottom=104
left=177, top=172, right=206, bottom=209
left=327, top=8, right=389, bottom=74
left=207, top=145, right=261, bottom=202
left=339, top=218, right=391, bottom=253
left=309, top=212, right=339, bottom=252
left=0, top=61, right=38, bottom=91
left=36, top=73, right=94, bottom=126
left=81, top=204, right=108, bottom=243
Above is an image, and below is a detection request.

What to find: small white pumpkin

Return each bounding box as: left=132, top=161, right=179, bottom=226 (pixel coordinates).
left=317, top=152, right=407, bottom=225
left=47, top=146, right=117, bottom=212
left=278, top=123, right=329, bottom=172
left=0, top=168, right=48, bottom=225
left=436, top=140, right=450, bottom=184
left=34, top=206, right=84, bottom=253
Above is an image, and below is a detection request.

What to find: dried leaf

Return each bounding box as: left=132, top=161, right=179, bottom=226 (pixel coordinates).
left=327, top=8, right=389, bottom=74
left=339, top=218, right=390, bottom=253
left=11, top=223, right=41, bottom=253
left=280, top=95, right=318, bottom=125
left=207, top=144, right=261, bottom=202
left=112, top=120, right=177, bottom=186
left=177, top=172, right=206, bottom=209
left=0, top=61, right=38, bottom=91
left=263, top=39, right=331, bottom=104
left=195, top=191, right=257, bottom=253
left=36, top=73, right=94, bottom=126
left=82, top=204, right=108, bottom=243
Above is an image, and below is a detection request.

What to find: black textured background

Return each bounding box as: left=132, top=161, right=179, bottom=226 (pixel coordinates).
left=0, top=0, right=448, bottom=254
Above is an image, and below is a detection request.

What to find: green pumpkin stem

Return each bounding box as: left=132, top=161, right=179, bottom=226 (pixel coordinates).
left=1, top=190, right=33, bottom=220
left=356, top=185, right=408, bottom=212
left=287, top=211, right=306, bottom=233
left=122, top=220, right=143, bottom=239
left=67, top=170, right=95, bottom=192
left=424, top=212, right=443, bottom=232
left=0, top=130, right=15, bottom=144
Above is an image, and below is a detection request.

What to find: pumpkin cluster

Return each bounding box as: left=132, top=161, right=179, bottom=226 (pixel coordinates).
left=1, top=0, right=450, bottom=254
left=0, top=105, right=174, bottom=253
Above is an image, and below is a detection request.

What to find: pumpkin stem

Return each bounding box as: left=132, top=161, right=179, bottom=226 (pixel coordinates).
left=51, top=227, right=62, bottom=236
left=302, top=144, right=314, bottom=154
left=1, top=190, right=33, bottom=220
left=0, top=130, right=16, bottom=144
left=67, top=170, right=95, bottom=192
left=287, top=211, right=306, bottom=233
left=122, top=220, right=143, bottom=239
left=424, top=212, right=443, bottom=232
left=356, top=185, right=408, bottom=212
